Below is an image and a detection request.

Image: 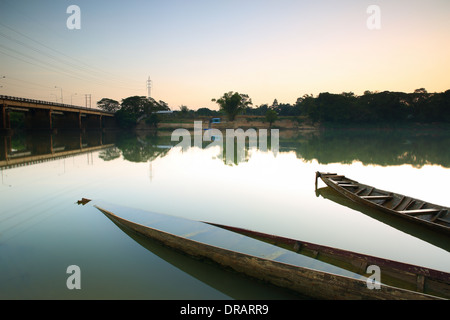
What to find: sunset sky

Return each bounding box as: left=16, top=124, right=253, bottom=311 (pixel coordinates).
left=0, top=0, right=449, bottom=110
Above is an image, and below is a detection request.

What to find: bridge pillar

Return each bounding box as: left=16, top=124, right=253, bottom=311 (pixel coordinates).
left=1, top=104, right=11, bottom=133
left=25, top=109, right=52, bottom=131
left=84, top=129, right=103, bottom=147
left=84, top=114, right=102, bottom=130
left=53, top=111, right=82, bottom=131
left=0, top=135, right=11, bottom=161
left=25, top=132, right=52, bottom=155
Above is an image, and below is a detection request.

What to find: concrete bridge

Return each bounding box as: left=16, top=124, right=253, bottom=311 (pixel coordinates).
left=0, top=95, right=116, bottom=133
left=0, top=130, right=115, bottom=169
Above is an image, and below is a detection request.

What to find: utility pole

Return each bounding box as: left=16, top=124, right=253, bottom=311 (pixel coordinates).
left=71, top=93, right=78, bottom=105
left=85, top=94, right=91, bottom=108
left=55, top=86, right=63, bottom=103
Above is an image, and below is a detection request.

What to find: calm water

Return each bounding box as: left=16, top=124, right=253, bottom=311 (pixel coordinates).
left=1, top=127, right=449, bottom=299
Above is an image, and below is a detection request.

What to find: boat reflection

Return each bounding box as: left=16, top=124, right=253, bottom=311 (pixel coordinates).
left=315, top=186, right=450, bottom=252
left=104, top=214, right=307, bottom=300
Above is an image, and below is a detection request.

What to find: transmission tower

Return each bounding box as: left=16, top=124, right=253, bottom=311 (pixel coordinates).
left=146, top=76, right=152, bottom=98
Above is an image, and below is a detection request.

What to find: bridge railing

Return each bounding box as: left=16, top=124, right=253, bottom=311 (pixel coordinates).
left=0, top=95, right=115, bottom=115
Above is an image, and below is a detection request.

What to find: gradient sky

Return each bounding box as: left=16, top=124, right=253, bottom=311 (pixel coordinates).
left=0, top=0, right=449, bottom=110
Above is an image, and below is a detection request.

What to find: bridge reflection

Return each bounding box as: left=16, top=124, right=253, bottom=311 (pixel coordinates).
left=0, top=130, right=116, bottom=169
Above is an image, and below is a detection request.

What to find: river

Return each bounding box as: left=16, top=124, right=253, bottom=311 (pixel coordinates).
left=1, top=127, right=449, bottom=299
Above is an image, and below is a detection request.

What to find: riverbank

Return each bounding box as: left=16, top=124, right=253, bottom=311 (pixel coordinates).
left=136, top=115, right=320, bottom=131
left=136, top=114, right=450, bottom=134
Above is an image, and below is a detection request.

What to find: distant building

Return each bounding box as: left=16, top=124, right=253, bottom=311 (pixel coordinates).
left=155, top=110, right=173, bottom=114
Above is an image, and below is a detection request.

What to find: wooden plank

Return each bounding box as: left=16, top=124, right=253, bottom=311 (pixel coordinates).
left=361, top=196, right=393, bottom=200
left=329, top=179, right=359, bottom=188
left=392, top=196, right=405, bottom=210
left=404, top=200, right=416, bottom=211
left=399, top=209, right=441, bottom=215
left=431, top=210, right=448, bottom=223
left=437, top=218, right=450, bottom=224
left=417, top=275, right=425, bottom=292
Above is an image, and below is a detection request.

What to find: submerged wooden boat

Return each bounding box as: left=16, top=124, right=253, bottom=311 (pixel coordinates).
left=92, top=201, right=447, bottom=300
left=316, top=172, right=450, bottom=234
left=207, top=222, right=450, bottom=299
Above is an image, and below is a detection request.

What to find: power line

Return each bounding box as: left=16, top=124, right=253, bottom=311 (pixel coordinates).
left=0, top=21, right=139, bottom=85
left=3, top=76, right=55, bottom=90
left=0, top=44, right=92, bottom=82
left=0, top=43, right=142, bottom=93
left=0, top=23, right=143, bottom=91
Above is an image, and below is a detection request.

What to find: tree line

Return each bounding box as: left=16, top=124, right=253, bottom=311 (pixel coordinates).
left=98, top=88, right=450, bottom=129
left=296, top=89, right=450, bottom=124
left=97, top=96, right=170, bottom=128
left=246, top=88, right=450, bottom=124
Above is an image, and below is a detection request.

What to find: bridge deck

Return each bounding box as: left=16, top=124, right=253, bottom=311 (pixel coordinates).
left=0, top=95, right=114, bottom=117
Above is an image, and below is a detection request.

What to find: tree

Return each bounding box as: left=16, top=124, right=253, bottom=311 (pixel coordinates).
left=265, top=109, right=278, bottom=127
left=97, top=98, right=120, bottom=113
left=196, top=107, right=218, bottom=116
left=257, top=104, right=269, bottom=116
left=212, top=91, right=252, bottom=121
left=115, top=96, right=154, bottom=129
left=158, top=100, right=170, bottom=111
left=115, top=108, right=138, bottom=128
left=121, top=96, right=152, bottom=115
left=272, top=99, right=279, bottom=108
left=146, top=113, right=159, bottom=128
left=179, top=105, right=190, bottom=113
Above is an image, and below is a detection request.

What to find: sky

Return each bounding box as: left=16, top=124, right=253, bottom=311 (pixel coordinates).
left=0, top=0, right=449, bottom=110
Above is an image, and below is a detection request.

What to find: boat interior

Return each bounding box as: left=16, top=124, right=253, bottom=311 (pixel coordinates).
left=322, top=173, right=450, bottom=226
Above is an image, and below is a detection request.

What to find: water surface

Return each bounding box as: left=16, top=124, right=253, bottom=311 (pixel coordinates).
left=1, top=128, right=449, bottom=299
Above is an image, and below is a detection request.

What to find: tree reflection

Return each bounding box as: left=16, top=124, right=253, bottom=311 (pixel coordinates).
left=114, top=132, right=172, bottom=163
left=108, top=128, right=450, bottom=168
left=98, top=147, right=121, bottom=161
left=280, top=129, right=450, bottom=168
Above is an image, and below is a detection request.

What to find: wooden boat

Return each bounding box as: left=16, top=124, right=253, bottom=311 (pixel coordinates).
left=207, top=222, right=450, bottom=299
left=92, top=201, right=447, bottom=300
left=107, top=214, right=306, bottom=300
left=315, top=187, right=450, bottom=252
left=316, top=172, right=450, bottom=235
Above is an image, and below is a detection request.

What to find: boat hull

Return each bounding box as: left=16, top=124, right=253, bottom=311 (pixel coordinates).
left=316, top=172, right=450, bottom=235
left=207, top=222, right=450, bottom=299
left=94, top=203, right=442, bottom=300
